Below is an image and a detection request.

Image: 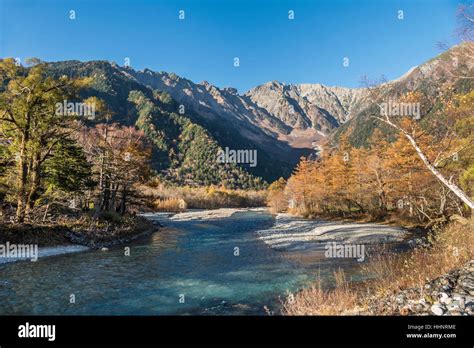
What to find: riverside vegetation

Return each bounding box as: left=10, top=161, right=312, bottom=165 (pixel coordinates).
left=281, top=220, right=474, bottom=315
left=268, top=89, right=474, bottom=314
left=0, top=59, right=158, bottom=247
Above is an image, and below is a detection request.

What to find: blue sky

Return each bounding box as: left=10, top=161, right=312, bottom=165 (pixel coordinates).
left=0, top=0, right=463, bottom=92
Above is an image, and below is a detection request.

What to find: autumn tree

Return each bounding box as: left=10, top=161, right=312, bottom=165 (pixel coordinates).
left=77, top=123, right=151, bottom=215
left=360, top=76, right=474, bottom=211
left=0, top=58, right=91, bottom=222
left=267, top=177, right=287, bottom=213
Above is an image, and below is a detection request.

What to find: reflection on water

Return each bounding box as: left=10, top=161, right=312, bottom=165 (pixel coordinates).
left=0, top=210, right=375, bottom=315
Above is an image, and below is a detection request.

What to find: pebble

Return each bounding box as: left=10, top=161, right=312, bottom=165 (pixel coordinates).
left=374, top=260, right=474, bottom=316
left=400, top=307, right=410, bottom=316
left=414, top=304, right=424, bottom=312
left=446, top=303, right=460, bottom=312
left=442, top=285, right=451, bottom=291
left=466, top=262, right=474, bottom=272
left=431, top=304, right=445, bottom=316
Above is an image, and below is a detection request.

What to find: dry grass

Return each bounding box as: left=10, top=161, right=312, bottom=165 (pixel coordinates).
left=363, top=219, right=474, bottom=295
left=283, top=269, right=359, bottom=315
left=140, top=184, right=267, bottom=210
left=153, top=198, right=187, bottom=212
left=283, top=219, right=474, bottom=315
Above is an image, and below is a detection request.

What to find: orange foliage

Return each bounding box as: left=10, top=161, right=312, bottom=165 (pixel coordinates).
left=280, top=132, right=463, bottom=224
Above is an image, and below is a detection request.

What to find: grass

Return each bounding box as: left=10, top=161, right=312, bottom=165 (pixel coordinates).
left=283, top=218, right=474, bottom=315
left=364, top=219, right=474, bottom=294
left=283, top=269, right=360, bottom=315
left=140, top=184, right=267, bottom=211
left=153, top=198, right=187, bottom=212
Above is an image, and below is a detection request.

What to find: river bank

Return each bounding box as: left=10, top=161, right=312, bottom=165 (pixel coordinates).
left=0, top=244, right=90, bottom=264
left=256, top=213, right=409, bottom=251
left=1, top=207, right=415, bottom=249
left=0, top=213, right=161, bottom=264
left=283, top=218, right=474, bottom=315
left=258, top=212, right=474, bottom=316
left=367, top=259, right=474, bottom=316
left=0, top=207, right=413, bottom=265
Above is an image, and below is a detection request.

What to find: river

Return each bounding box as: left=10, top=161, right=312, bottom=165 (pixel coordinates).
left=0, top=208, right=408, bottom=315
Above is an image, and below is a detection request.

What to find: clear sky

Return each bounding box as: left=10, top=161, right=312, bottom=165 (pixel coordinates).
left=0, top=0, right=463, bottom=93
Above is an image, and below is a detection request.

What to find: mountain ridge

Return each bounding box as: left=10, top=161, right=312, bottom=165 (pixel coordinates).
left=38, top=42, right=473, bottom=185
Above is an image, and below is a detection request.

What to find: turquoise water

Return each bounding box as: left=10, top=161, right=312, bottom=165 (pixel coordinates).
left=0, top=210, right=367, bottom=315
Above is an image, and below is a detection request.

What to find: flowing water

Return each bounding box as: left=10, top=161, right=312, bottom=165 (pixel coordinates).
left=0, top=209, right=401, bottom=315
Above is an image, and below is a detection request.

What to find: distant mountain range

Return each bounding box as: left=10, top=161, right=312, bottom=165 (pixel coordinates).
left=125, top=68, right=367, bottom=144
left=42, top=42, right=473, bottom=186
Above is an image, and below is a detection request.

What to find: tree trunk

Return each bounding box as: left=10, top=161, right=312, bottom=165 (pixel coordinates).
left=404, top=132, right=474, bottom=209
left=375, top=116, right=474, bottom=210
left=110, top=183, right=119, bottom=212
left=119, top=186, right=127, bottom=215
left=100, top=178, right=110, bottom=212
left=42, top=203, right=50, bottom=223
left=16, top=131, right=29, bottom=223
left=26, top=153, right=41, bottom=216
